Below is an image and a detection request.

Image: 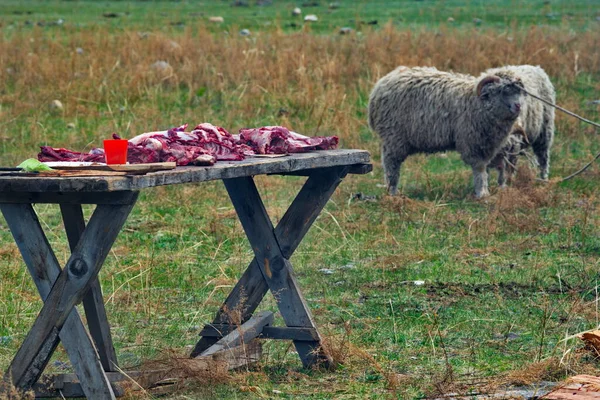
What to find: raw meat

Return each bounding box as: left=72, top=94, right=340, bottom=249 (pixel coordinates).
left=38, top=146, right=106, bottom=163
left=125, top=123, right=246, bottom=164
left=236, top=126, right=338, bottom=154
left=37, top=123, right=339, bottom=166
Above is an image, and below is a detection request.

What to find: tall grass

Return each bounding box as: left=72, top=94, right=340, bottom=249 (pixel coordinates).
left=0, top=24, right=598, bottom=165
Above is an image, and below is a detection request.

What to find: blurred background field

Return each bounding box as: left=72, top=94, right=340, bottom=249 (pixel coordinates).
left=0, top=1, right=599, bottom=399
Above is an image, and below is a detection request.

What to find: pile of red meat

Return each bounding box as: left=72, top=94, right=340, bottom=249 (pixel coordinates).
left=38, top=124, right=339, bottom=166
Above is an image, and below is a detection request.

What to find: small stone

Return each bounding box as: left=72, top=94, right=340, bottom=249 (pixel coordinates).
left=339, top=27, right=353, bottom=34
left=329, top=2, right=340, bottom=9
left=304, top=14, right=318, bottom=22
left=473, top=18, right=482, bottom=25
left=57, top=18, right=64, bottom=25
left=339, top=263, right=356, bottom=270
left=67, top=122, right=76, bottom=129
left=168, top=40, right=181, bottom=51
left=151, top=60, right=170, bottom=71
left=239, top=28, right=251, bottom=36
left=49, top=99, right=64, bottom=113
left=76, top=47, right=84, bottom=54
left=318, top=268, right=334, bottom=275
left=209, top=16, right=224, bottom=23
left=413, top=280, right=425, bottom=286
left=447, top=17, right=455, bottom=23
left=292, top=7, right=302, bottom=16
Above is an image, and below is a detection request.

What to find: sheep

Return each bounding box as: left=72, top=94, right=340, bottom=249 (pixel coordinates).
left=368, top=66, right=526, bottom=198
left=484, top=65, right=556, bottom=186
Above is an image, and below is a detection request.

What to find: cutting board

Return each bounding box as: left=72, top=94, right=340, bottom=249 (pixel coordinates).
left=43, top=162, right=177, bottom=174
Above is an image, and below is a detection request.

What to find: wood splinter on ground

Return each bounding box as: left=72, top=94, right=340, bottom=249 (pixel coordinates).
left=542, top=375, right=600, bottom=399
left=579, top=330, right=600, bottom=356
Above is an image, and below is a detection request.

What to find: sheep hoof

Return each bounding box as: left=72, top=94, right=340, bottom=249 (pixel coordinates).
left=475, top=190, right=490, bottom=199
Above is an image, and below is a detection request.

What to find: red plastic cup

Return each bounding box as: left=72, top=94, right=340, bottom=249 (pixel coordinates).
left=103, top=139, right=128, bottom=164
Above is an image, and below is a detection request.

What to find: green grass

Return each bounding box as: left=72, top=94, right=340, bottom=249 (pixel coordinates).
left=0, top=1, right=600, bottom=399
left=1, top=0, right=599, bottom=34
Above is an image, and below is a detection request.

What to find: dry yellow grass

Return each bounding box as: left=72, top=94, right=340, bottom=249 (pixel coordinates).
left=0, top=24, right=598, bottom=165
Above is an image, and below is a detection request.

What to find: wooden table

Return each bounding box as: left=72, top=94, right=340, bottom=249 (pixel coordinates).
left=0, top=149, right=371, bottom=399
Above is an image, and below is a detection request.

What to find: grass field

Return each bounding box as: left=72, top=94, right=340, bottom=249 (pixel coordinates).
left=0, top=1, right=600, bottom=399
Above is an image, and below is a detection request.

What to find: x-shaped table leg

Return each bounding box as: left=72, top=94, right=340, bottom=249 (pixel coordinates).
left=1, top=194, right=137, bottom=397
left=192, top=166, right=349, bottom=368
left=60, top=204, right=119, bottom=373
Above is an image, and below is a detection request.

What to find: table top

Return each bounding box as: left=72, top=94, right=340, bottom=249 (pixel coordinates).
left=0, top=150, right=370, bottom=193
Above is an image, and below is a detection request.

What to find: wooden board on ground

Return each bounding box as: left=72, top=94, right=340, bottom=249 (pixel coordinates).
left=199, top=311, right=273, bottom=357
left=543, top=375, right=600, bottom=399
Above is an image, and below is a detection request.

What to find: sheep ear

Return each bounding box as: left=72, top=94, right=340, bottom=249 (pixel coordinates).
left=476, top=75, right=501, bottom=97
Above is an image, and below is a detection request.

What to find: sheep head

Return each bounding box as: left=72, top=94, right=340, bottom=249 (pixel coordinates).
left=477, top=75, right=526, bottom=121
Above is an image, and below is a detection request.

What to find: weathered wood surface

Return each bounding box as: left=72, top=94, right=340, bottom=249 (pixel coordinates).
left=543, top=375, right=600, bottom=399
left=60, top=204, right=118, bottom=373
left=0, top=204, right=116, bottom=399
left=0, top=191, right=139, bottom=205
left=199, top=311, right=273, bottom=357
left=191, top=167, right=349, bottom=357
left=6, top=198, right=137, bottom=391
left=223, top=176, right=333, bottom=369
left=276, top=163, right=372, bottom=176
left=200, top=325, right=320, bottom=342
left=0, top=150, right=370, bottom=193
left=33, top=340, right=263, bottom=398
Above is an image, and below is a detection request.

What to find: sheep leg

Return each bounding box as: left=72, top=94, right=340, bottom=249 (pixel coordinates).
left=497, top=161, right=507, bottom=187
left=472, top=164, right=490, bottom=198
left=381, top=143, right=406, bottom=196
left=533, top=144, right=550, bottom=181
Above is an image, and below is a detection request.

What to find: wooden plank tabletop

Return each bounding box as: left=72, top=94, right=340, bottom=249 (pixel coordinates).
left=0, top=150, right=370, bottom=193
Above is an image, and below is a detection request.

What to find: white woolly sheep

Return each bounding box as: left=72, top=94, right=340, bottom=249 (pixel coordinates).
left=485, top=65, right=556, bottom=186
left=368, top=66, right=526, bottom=198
